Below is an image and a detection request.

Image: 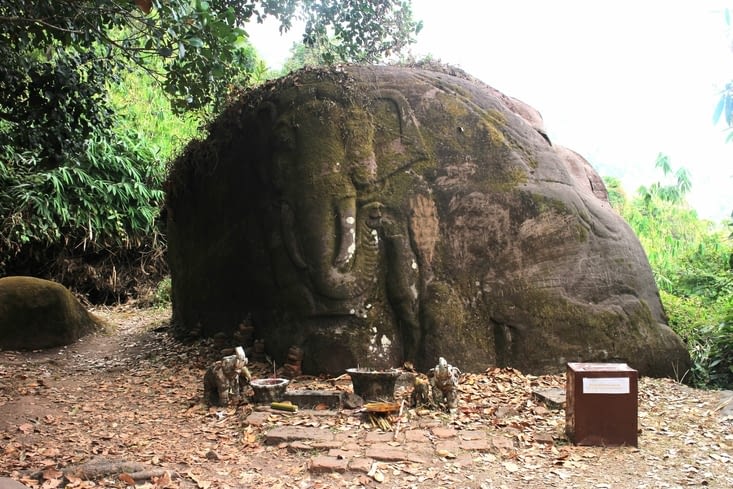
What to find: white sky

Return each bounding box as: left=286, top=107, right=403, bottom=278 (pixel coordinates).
left=247, top=0, right=733, bottom=222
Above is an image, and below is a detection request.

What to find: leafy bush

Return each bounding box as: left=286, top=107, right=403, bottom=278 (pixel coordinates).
left=0, top=126, right=164, bottom=264
left=662, top=291, right=733, bottom=386
left=0, top=49, right=203, bottom=297
left=688, top=314, right=733, bottom=388
left=154, top=277, right=173, bottom=307
left=0, top=1, right=425, bottom=304
left=107, top=63, right=202, bottom=164
left=605, top=158, right=733, bottom=388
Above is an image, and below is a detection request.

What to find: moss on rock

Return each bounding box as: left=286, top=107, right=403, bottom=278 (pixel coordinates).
left=165, top=65, right=690, bottom=377
left=0, top=276, right=104, bottom=350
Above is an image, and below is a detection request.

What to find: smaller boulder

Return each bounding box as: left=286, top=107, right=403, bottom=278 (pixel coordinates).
left=0, top=478, right=33, bottom=489
left=0, top=276, right=103, bottom=350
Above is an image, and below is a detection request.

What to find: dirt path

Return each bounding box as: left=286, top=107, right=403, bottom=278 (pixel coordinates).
left=1, top=306, right=732, bottom=489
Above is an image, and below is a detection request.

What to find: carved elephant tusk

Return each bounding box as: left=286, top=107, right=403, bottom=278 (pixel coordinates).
left=334, top=196, right=357, bottom=270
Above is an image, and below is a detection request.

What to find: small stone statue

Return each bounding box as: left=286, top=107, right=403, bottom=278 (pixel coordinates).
left=251, top=338, right=267, bottom=362
left=233, top=316, right=255, bottom=347
left=280, top=345, right=304, bottom=378
left=430, top=357, right=461, bottom=412
left=212, top=331, right=229, bottom=349
left=410, top=376, right=432, bottom=408
left=204, top=347, right=251, bottom=406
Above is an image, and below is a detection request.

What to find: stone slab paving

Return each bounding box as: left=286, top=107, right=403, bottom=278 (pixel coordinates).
left=265, top=426, right=336, bottom=445
left=459, top=439, right=492, bottom=451
left=532, top=387, right=566, bottom=409
left=283, top=390, right=343, bottom=410
left=263, top=423, right=504, bottom=475
left=404, top=429, right=430, bottom=442
left=345, top=456, right=374, bottom=474
left=366, top=443, right=431, bottom=464
left=309, top=455, right=349, bottom=473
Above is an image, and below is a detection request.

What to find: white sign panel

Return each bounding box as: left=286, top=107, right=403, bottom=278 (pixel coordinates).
left=582, top=377, right=630, bottom=394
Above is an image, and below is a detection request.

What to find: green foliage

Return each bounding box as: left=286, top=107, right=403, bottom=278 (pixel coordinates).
left=0, top=19, right=113, bottom=169
left=703, top=7, right=733, bottom=387
left=0, top=123, right=166, bottom=269
left=0, top=53, right=204, bottom=271
left=296, top=0, right=422, bottom=64
left=606, top=156, right=733, bottom=388
left=107, top=63, right=201, bottom=163
left=0, top=1, right=420, bottom=120
left=278, top=41, right=333, bottom=75
left=667, top=287, right=733, bottom=388
left=1, top=0, right=417, bottom=290
left=637, top=153, right=692, bottom=205
left=154, top=276, right=173, bottom=307
left=691, top=317, right=733, bottom=388
left=661, top=291, right=732, bottom=388
left=614, top=153, right=716, bottom=293
left=603, top=175, right=627, bottom=209
left=714, top=82, right=733, bottom=143
left=713, top=9, right=733, bottom=140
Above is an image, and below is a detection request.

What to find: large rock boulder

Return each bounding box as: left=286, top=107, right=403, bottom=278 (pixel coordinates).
left=0, top=276, right=102, bottom=350
left=165, top=65, right=690, bottom=377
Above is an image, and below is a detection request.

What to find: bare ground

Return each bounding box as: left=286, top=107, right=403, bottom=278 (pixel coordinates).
left=1, top=305, right=731, bottom=489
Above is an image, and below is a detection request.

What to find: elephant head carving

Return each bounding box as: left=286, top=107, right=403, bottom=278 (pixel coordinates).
left=167, top=65, right=691, bottom=377
left=262, top=90, right=430, bottom=321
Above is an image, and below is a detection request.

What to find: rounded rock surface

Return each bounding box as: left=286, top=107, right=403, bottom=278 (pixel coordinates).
left=165, top=65, right=690, bottom=377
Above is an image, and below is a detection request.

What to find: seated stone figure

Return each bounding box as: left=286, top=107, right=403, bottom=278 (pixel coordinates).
left=204, top=347, right=251, bottom=407
left=410, top=376, right=432, bottom=408
left=430, top=357, right=461, bottom=412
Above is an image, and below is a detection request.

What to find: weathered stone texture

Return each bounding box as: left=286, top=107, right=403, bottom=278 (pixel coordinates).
left=166, top=65, right=690, bottom=377
left=0, top=276, right=102, bottom=350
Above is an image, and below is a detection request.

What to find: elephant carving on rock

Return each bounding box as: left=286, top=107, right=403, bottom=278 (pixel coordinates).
left=256, top=89, right=432, bottom=365
left=267, top=99, right=385, bottom=311
left=165, top=64, right=691, bottom=377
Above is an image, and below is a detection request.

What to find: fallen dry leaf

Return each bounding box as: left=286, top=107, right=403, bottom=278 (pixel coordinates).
left=436, top=449, right=456, bottom=459
left=152, top=470, right=172, bottom=488
left=42, top=468, right=63, bottom=480
left=1, top=305, right=731, bottom=489
left=119, top=473, right=135, bottom=486
left=187, top=471, right=212, bottom=489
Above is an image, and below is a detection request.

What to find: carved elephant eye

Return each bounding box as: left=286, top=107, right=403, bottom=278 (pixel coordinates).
left=272, top=121, right=296, bottom=152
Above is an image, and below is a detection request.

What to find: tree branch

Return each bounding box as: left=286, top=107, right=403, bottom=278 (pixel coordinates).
left=0, top=15, right=84, bottom=34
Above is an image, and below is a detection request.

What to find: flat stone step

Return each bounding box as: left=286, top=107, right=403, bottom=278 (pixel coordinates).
left=265, top=426, right=335, bottom=445
left=532, top=388, right=566, bottom=409
left=365, top=444, right=429, bottom=464
left=283, top=389, right=343, bottom=410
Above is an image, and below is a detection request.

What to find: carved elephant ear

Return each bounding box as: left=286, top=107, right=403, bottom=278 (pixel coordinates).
left=370, top=89, right=430, bottom=180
